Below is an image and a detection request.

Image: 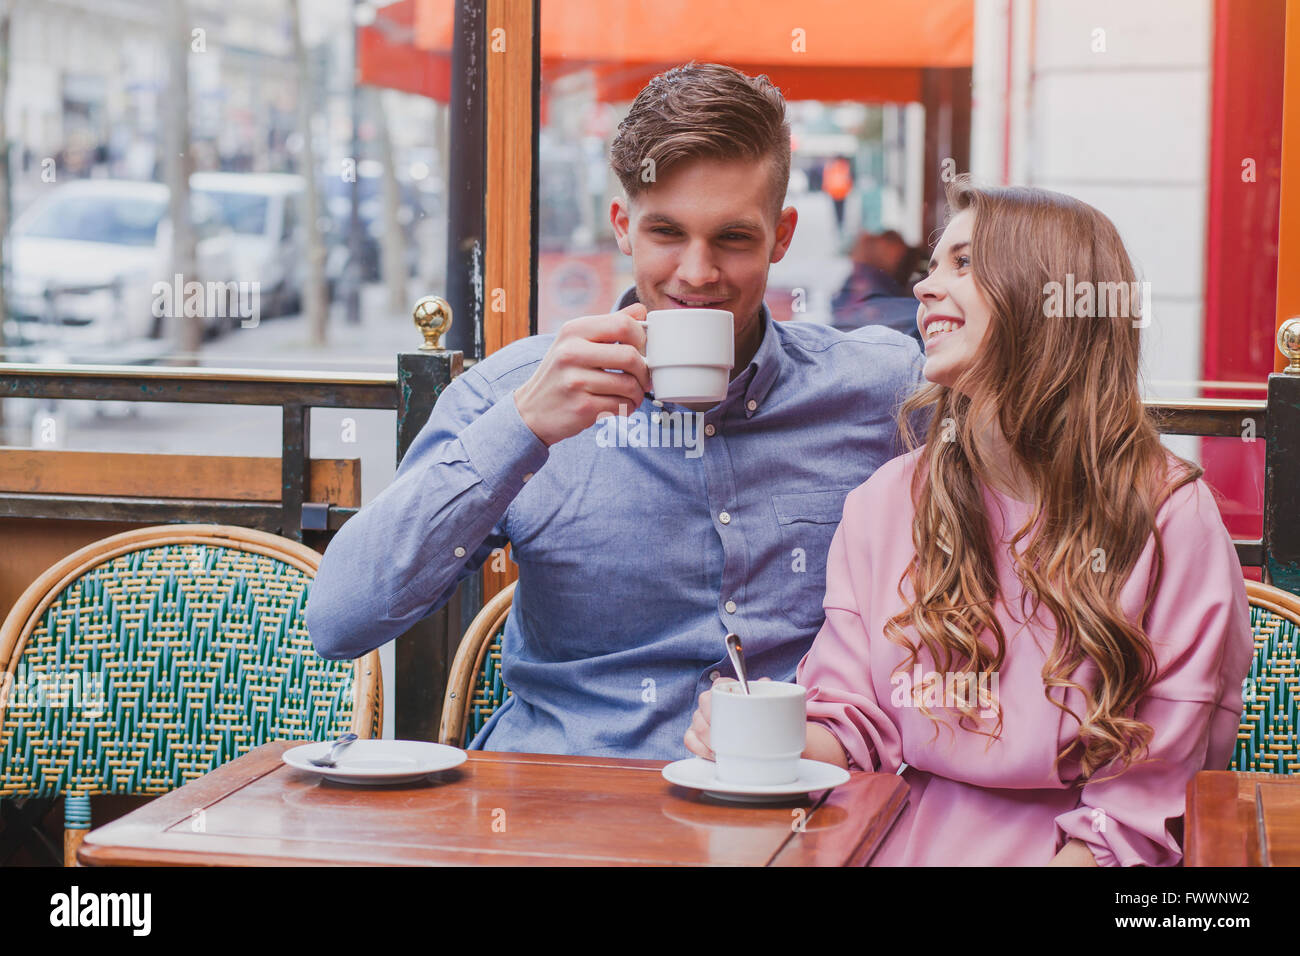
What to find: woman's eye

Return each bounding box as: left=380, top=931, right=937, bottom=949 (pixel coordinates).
left=955, top=254, right=971, bottom=269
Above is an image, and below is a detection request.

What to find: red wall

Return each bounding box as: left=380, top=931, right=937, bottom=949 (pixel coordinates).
left=1200, top=0, right=1286, bottom=570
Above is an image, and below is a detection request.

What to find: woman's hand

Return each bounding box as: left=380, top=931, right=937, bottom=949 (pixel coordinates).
left=1048, top=838, right=1099, bottom=866
left=684, top=676, right=735, bottom=760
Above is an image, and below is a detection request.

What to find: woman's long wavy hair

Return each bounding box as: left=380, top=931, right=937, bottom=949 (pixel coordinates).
left=886, top=177, right=1201, bottom=781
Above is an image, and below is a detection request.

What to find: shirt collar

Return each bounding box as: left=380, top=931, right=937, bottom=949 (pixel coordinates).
left=612, top=286, right=783, bottom=417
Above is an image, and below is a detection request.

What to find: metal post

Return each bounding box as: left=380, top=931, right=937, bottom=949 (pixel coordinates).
left=1265, top=319, right=1300, bottom=595
left=281, top=402, right=309, bottom=543
left=445, top=0, right=486, bottom=359
left=394, top=297, right=472, bottom=741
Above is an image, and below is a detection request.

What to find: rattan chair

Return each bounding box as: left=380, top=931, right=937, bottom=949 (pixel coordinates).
left=1232, top=579, right=1299, bottom=774
left=0, top=524, right=382, bottom=866
left=440, top=581, right=514, bottom=748
left=433, top=575, right=1298, bottom=770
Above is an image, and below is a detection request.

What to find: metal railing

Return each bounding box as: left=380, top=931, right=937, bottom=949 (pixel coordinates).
left=1, top=305, right=1298, bottom=741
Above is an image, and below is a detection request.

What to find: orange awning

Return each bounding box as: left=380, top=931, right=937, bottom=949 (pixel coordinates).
left=367, top=0, right=973, bottom=104
left=415, top=0, right=972, bottom=68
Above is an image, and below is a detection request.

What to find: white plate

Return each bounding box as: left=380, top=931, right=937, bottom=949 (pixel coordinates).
left=282, top=739, right=467, bottom=785
left=661, top=757, right=851, bottom=803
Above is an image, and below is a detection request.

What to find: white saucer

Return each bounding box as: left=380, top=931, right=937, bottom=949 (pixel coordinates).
left=661, top=757, right=851, bottom=803
left=282, top=739, right=467, bottom=785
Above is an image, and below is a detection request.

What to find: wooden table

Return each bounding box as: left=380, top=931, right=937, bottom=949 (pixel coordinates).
left=77, top=741, right=909, bottom=866
left=1185, top=771, right=1300, bottom=866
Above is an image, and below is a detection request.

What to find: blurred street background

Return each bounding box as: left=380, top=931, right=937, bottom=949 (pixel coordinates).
left=0, top=0, right=1286, bottom=536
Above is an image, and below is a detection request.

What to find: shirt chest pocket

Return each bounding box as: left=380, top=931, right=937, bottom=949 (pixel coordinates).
left=770, top=489, right=852, bottom=631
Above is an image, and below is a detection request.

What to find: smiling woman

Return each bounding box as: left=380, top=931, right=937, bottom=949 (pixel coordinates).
left=786, top=177, right=1256, bottom=866
left=914, top=211, right=988, bottom=389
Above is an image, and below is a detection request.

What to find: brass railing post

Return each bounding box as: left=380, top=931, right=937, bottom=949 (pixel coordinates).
left=394, top=296, right=474, bottom=742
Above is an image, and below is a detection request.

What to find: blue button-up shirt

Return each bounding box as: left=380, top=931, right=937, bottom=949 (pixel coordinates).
left=307, top=288, right=925, bottom=759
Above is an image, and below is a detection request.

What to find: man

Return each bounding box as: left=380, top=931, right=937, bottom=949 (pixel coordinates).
left=831, top=230, right=924, bottom=347
left=307, top=62, right=925, bottom=760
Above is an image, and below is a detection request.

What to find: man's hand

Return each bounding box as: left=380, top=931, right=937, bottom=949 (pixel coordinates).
left=513, top=303, right=651, bottom=447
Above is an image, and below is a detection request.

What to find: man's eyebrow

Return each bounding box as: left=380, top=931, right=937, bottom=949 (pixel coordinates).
left=641, top=213, right=763, bottom=233
left=928, top=240, right=970, bottom=271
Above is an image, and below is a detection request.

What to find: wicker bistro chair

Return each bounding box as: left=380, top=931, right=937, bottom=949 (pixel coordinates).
left=434, top=577, right=1299, bottom=768
left=0, top=525, right=382, bottom=866
left=1232, top=579, right=1300, bottom=774
left=440, top=582, right=515, bottom=748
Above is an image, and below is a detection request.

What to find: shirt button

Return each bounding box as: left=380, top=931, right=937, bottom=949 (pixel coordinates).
left=709, top=670, right=721, bottom=681
left=747, top=399, right=757, bottom=411
left=652, top=399, right=663, bottom=407
left=704, top=423, right=716, bottom=437
left=718, top=511, right=731, bottom=525
left=454, top=546, right=466, bottom=558
left=725, top=600, right=737, bottom=614
left=522, top=472, right=533, bottom=482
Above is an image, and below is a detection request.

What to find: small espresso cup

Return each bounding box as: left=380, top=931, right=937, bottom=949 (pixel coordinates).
left=643, top=308, right=734, bottom=404
left=710, top=680, right=807, bottom=785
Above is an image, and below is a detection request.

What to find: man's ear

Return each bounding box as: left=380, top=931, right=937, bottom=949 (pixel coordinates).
left=610, top=196, right=633, bottom=255
left=769, top=205, right=799, bottom=264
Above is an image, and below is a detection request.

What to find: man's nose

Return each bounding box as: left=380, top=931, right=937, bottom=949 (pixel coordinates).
left=676, top=241, right=721, bottom=287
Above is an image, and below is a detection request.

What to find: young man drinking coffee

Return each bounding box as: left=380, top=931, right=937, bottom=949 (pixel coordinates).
left=307, top=62, right=925, bottom=760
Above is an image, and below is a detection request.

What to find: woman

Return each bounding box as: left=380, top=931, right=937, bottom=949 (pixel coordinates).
left=684, top=178, right=1254, bottom=866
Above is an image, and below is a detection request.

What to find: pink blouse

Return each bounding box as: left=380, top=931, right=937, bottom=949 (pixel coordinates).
left=796, top=448, right=1255, bottom=866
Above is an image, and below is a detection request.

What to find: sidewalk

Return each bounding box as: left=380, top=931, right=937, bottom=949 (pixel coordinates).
left=194, top=283, right=430, bottom=374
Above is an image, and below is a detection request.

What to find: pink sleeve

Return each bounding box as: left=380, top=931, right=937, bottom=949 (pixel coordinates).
left=795, top=492, right=905, bottom=774
left=1053, top=480, right=1254, bottom=867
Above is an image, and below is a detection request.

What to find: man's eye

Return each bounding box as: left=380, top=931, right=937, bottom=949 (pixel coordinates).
left=652, top=227, right=677, bottom=236
left=722, top=233, right=750, bottom=241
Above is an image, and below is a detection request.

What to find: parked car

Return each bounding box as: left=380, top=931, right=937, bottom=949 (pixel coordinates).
left=5, top=179, right=239, bottom=349
left=191, top=172, right=305, bottom=317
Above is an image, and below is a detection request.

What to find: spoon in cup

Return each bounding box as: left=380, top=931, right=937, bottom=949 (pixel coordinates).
left=724, top=632, right=750, bottom=695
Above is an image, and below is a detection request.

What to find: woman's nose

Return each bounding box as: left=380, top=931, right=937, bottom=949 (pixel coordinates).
left=914, top=271, right=941, bottom=302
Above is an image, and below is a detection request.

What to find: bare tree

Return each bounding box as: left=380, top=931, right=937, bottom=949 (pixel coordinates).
left=290, top=0, right=327, bottom=346
left=164, top=0, right=200, bottom=357
left=373, top=87, right=407, bottom=314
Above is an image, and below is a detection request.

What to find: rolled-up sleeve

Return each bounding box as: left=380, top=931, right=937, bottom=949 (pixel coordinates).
left=796, top=490, right=904, bottom=773
left=1052, top=480, right=1254, bottom=866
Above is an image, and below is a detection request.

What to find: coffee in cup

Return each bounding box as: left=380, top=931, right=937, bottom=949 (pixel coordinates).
left=643, top=308, right=734, bottom=404
left=709, top=680, right=807, bottom=785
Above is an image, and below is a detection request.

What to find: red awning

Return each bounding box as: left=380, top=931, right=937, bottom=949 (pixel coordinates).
left=358, top=0, right=450, bottom=101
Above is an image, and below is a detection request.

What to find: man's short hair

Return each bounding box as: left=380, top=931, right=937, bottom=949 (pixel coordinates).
left=610, top=62, right=792, bottom=222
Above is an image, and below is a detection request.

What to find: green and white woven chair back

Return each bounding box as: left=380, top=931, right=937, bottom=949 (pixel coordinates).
left=1231, top=600, right=1299, bottom=774
left=463, top=629, right=510, bottom=748
left=0, top=541, right=367, bottom=800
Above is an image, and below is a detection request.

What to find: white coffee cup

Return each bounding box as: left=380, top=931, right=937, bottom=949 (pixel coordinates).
left=710, top=680, right=807, bottom=785
left=643, top=309, right=734, bottom=404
